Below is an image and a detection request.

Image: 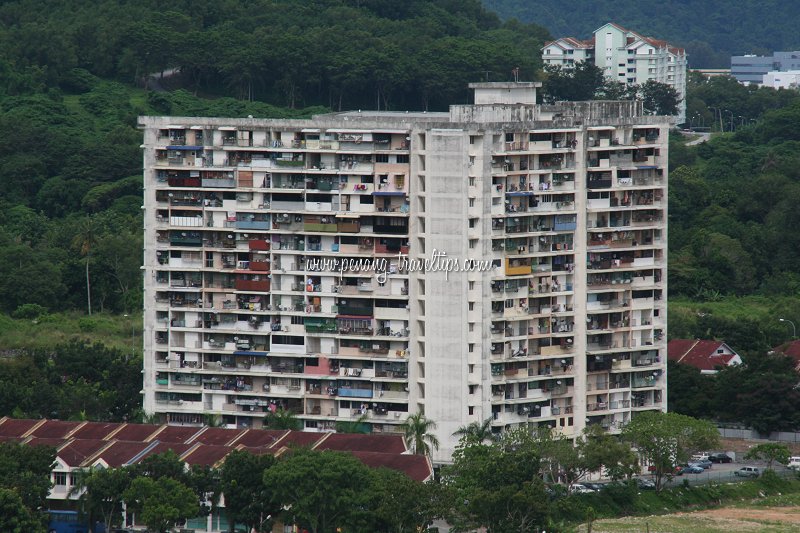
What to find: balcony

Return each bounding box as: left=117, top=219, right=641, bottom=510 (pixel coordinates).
left=505, top=263, right=531, bottom=276
left=235, top=279, right=270, bottom=291
left=304, top=222, right=338, bottom=232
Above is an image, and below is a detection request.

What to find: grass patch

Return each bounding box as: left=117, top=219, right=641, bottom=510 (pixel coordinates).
left=0, top=311, right=141, bottom=352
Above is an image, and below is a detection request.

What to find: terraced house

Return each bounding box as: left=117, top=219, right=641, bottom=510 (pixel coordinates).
left=140, top=82, right=670, bottom=461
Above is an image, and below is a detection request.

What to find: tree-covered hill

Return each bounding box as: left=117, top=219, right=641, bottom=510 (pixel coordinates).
left=483, top=0, right=800, bottom=68
left=0, top=0, right=549, bottom=111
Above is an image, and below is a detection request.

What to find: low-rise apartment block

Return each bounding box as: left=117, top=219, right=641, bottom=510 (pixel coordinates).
left=140, top=82, right=669, bottom=461
left=543, top=22, right=687, bottom=123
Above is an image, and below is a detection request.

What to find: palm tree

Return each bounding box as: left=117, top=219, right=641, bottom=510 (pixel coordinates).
left=335, top=414, right=370, bottom=434
left=72, top=216, right=98, bottom=315
left=264, top=408, right=301, bottom=430
left=452, top=417, right=494, bottom=444
left=401, top=412, right=439, bottom=456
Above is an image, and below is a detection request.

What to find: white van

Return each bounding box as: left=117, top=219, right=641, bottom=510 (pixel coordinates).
left=788, top=457, right=800, bottom=470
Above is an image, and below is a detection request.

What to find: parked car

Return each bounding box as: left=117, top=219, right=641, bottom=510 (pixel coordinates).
left=788, top=457, right=800, bottom=470
left=709, top=453, right=733, bottom=464
left=689, top=459, right=712, bottom=469
left=570, top=483, right=595, bottom=494
left=582, top=482, right=606, bottom=491
left=683, top=465, right=705, bottom=474
left=734, top=466, right=760, bottom=478
left=636, top=478, right=656, bottom=490
left=691, top=452, right=711, bottom=461
left=673, top=466, right=684, bottom=476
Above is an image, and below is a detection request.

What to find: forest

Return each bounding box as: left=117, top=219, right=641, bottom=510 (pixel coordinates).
left=484, top=0, right=800, bottom=68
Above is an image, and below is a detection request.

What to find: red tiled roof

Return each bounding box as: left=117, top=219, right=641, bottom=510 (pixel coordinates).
left=270, top=431, right=322, bottom=450
left=773, top=340, right=800, bottom=366
left=182, top=444, right=231, bottom=467
left=0, top=420, right=429, bottom=480
left=58, top=439, right=108, bottom=467
left=94, top=441, right=150, bottom=468
left=26, top=437, right=65, bottom=448
left=70, top=422, right=119, bottom=440
left=316, top=433, right=406, bottom=454
left=350, top=451, right=432, bottom=482
left=189, top=427, right=244, bottom=446
left=30, top=420, right=81, bottom=439
left=151, top=425, right=203, bottom=443
left=0, top=418, right=40, bottom=437
left=233, top=429, right=287, bottom=448
left=137, top=441, right=193, bottom=462
left=112, top=423, right=160, bottom=442
left=668, top=339, right=737, bottom=371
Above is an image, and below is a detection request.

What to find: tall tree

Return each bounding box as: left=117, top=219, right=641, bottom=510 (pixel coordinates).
left=123, top=476, right=198, bottom=533
left=622, top=411, right=719, bottom=491
left=70, top=466, right=131, bottom=532
left=442, top=428, right=549, bottom=532
left=219, top=450, right=278, bottom=533
left=0, top=488, right=45, bottom=533
left=263, top=448, right=374, bottom=533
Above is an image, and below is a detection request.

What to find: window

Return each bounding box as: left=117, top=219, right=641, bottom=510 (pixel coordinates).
left=469, top=323, right=474, bottom=332
left=469, top=198, right=475, bottom=207
left=468, top=302, right=474, bottom=311
left=505, top=132, right=514, bottom=142
left=469, top=363, right=475, bottom=373
left=469, top=385, right=477, bottom=394
left=375, top=154, right=389, bottom=163
left=505, top=299, right=513, bottom=309
left=396, top=155, right=409, bottom=163
left=469, top=135, right=477, bottom=144
left=468, top=344, right=475, bottom=353
left=469, top=176, right=475, bottom=185
left=468, top=406, right=475, bottom=415
left=469, top=239, right=477, bottom=249
left=469, top=281, right=475, bottom=290
left=469, top=218, right=476, bottom=228
left=54, top=472, right=67, bottom=486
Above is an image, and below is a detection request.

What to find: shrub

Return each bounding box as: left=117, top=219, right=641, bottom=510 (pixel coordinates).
left=11, top=303, right=47, bottom=319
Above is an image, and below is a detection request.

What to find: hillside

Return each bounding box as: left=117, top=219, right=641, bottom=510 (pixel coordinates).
left=483, top=0, right=800, bottom=67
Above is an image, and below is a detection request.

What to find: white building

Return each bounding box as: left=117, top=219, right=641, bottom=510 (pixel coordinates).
left=543, top=22, right=687, bottom=123
left=762, top=70, right=800, bottom=89
left=140, top=82, right=669, bottom=462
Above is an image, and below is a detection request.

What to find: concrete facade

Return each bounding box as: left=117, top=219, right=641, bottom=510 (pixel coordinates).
left=543, top=23, right=687, bottom=123
left=140, top=83, right=669, bottom=462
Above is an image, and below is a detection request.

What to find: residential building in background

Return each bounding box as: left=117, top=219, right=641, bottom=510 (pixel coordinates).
left=140, top=82, right=669, bottom=462
left=731, top=51, right=800, bottom=84
left=543, top=22, right=688, bottom=123
left=667, top=339, right=742, bottom=374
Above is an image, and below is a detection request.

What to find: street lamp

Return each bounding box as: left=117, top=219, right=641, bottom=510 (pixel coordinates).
left=779, top=318, right=796, bottom=339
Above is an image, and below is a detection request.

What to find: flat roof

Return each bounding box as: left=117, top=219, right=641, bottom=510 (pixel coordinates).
left=469, top=82, right=542, bottom=89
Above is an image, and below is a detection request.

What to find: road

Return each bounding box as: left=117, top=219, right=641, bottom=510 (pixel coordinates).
left=679, top=130, right=711, bottom=146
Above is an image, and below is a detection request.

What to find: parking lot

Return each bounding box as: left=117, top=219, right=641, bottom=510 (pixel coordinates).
left=658, top=459, right=796, bottom=488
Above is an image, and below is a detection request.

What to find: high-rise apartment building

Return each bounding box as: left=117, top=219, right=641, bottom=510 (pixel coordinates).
left=543, top=22, right=687, bottom=123
left=140, top=82, right=669, bottom=462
